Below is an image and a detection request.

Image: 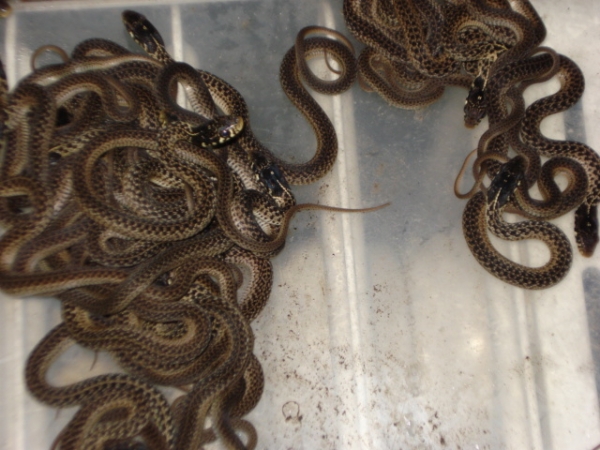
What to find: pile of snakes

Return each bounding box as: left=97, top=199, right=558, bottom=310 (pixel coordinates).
left=0, top=9, right=376, bottom=450
left=343, top=0, right=600, bottom=289
left=1, top=0, right=600, bottom=449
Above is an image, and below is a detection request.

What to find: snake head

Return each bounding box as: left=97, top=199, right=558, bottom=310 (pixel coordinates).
left=190, top=115, right=244, bottom=148
left=464, top=76, right=487, bottom=128
left=260, top=164, right=291, bottom=199
left=575, top=204, right=599, bottom=257
left=487, top=156, right=526, bottom=208
left=250, top=153, right=291, bottom=199
left=122, top=10, right=164, bottom=55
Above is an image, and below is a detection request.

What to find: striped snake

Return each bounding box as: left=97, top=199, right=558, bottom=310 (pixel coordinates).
left=457, top=50, right=600, bottom=288
left=3, top=3, right=595, bottom=450
left=343, top=0, right=545, bottom=116
left=462, top=157, right=573, bottom=289
left=0, top=9, right=388, bottom=450
left=343, top=0, right=599, bottom=289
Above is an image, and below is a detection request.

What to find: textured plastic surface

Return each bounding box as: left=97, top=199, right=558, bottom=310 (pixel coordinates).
left=1, top=0, right=600, bottom=449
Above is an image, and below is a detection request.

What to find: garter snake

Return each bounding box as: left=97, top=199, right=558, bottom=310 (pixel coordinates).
left=0, top=10, right=391, bottom=450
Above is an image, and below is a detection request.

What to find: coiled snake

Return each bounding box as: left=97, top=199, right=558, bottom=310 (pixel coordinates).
left=0, top=8, right=388, bottom=450
left=343, top=0, right=599, bottom=289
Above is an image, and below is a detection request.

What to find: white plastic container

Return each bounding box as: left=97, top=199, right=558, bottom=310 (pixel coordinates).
left=1, top=0, right=599, bottom=448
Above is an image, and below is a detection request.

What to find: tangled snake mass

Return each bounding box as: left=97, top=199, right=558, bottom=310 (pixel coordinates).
left=0, top=0, right=598, bottom=448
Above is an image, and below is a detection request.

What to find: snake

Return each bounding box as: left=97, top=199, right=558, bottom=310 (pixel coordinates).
left=345, top=1, right=521, bottom=133
left=460, top=0, right=546, bottom=126
left=26, top=322, right=177, bottom=450
left=463, top=157, right=573, bottom=289
left=343, top=0, right=545, bottom=116
left=0, top=27, right=253, bottom=450
left=356, top=45, right=472, bottom=109
left=0, top=14, right=376, bottom=283
left=463, top=51, right=600, bottom=258
left=459, top=50, right=596, bottom=283
left=120, top=11, right=387, bottom=254
left=519, top=54, right=600, bottom=257
left=454, top=48, right=560, bottom=197
left=0, top=4, right=593, bottom=450
left=123, top=11, right=358, bottom=185
left=342, top=1, right=597, bottom=288
left=0, top=9, right=394, bottom=450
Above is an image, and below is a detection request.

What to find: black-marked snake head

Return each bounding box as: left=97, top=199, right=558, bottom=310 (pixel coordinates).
left=464, top=76, right=488, bottom=128
left=487, top=156, right=527, bottom=209
left=190, top=115, right=244, bottom=148
left=250, top=153, right=291, bottom=199
left=260, top=164, right=291, bottom=199
left=575, top=204, right=599, bottom=257
left=122, top=10, right=164, bottom=56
